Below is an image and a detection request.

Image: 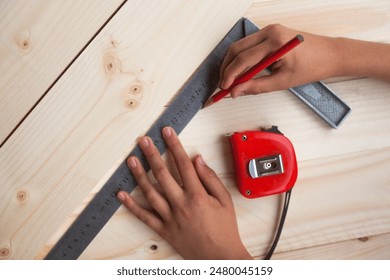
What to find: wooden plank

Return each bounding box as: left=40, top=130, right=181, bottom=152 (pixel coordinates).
left=260, top=147, right=390, bottom=257
left=39, top=0, right=390, bottom=259
left=3, top=0, right=390, bottom=260
left=0, top=0, right=124, bottom=145
left=42, top=146, right=390, bottom=259
left=0, top=0, right=253, bottom=260
left=178, top=78, right=390, bottom=163
left=271, top=233, right=390, bottom=259
left=245, top=0, right=390, bottom=42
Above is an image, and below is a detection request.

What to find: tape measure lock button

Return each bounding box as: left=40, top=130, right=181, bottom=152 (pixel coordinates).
left=229, top=126, right=298, bottom=199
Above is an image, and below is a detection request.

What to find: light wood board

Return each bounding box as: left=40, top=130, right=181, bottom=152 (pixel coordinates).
left=1, top=0, right=390, bottom=260
left=69, top=0, right=390, bottom=259
left=48, top=78, right=390, bottom=260
left=0, top=0, right=124, bottom=144
left=0, top=0, right=253, bottom=259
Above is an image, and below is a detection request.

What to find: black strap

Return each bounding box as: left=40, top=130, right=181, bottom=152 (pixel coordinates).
left=264, top=189, right=292, bottom=260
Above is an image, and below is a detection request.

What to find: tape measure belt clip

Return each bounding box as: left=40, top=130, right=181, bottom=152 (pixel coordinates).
left=229, top=126, right=298, bottom=199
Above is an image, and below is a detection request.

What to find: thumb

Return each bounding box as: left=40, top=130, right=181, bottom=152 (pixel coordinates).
left=230, top=70, right=290, bottom=98
left=193, top=155, right=232, bottom=205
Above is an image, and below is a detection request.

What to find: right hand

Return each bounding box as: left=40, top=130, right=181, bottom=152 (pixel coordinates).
left=219, top=24, right=339, bottom=98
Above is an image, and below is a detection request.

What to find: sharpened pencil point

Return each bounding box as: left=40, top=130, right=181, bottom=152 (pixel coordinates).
left=202, top=98, right=214, bottom=109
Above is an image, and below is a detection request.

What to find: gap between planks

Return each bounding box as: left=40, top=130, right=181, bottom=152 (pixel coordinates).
left=0, top=0, right=127, bottom=148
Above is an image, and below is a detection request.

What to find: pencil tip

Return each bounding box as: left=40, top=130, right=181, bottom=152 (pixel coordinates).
left=202, top=99, right=214, bottom=109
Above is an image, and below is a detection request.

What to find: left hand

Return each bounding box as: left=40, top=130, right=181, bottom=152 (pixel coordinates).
left=117, top=126, right=252, bottom=260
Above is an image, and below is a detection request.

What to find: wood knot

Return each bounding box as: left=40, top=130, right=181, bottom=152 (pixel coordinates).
left=148, top=244, right=158, bottom=254
left=17, top=190, right=28, bottom=203
left=21, top=40, right=30, bottom=50
left=145, top=241, right=159, bottom=255
left=103, top=53, right=121, bottom=77
left=16, top=30, right=31, bottom=52
left=0, top=246, right=11, bottom=259
left=127, top=99, right=138, bottom=108
left=123, top=82, right=143, bottom=110
left=110, top=39, right=118, bottom=47
left=130, top=84, right=142, bottom=94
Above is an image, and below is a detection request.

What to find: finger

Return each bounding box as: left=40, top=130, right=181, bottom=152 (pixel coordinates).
left=161, top=127, right=204, bottom=194
left=117, top=191, right=164, bottom=233
left=220, top=30, right=268, bottom=84
left=138, top=136, right=183, bottom=203
left=220, top=39, right=274, bottom=90
left=193, top=155, right=232, bottom=206
left=127, top=156, right=171, bottom=220
left=230, top=64, right=292, bottom=96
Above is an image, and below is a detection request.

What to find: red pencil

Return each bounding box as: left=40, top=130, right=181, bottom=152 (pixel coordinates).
left=203, top=34, right=304, bottom=108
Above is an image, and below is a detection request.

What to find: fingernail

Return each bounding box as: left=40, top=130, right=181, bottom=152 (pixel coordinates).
left=197, top=155, right=206, bottom=166
left=117, top=192, right=126, bottom=202
left=162, top=126, right=172, bottom=137
left=128, top=157, right=137, bottom=169
left=139, top=137, right=150, bottom=148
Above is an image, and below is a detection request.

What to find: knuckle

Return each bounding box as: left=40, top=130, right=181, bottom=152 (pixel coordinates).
left=143, top=146, right=158, bottom=157
left=254, top=82, right=266, bottom=94
left=224, top=189, right=233, bottom=201
left=175, top=205, right=191, bottom=220
left=144, top=189, right=156, bottom=203
left=136, top=175, right=149, bottom=187
left=265, top=23, right=283, bottom=34
left=189, top=191, right=205, bottom=206
left=234, top=52, right=247, bottom=65
left=228, top=42, right=241, bottom=56
left=171, top=198, right=185, bottom=211
left=139, top=214, right=151, bottom=225
left=177, top=158, right=193, bottom=170
left=201, top=165, right=218, bottom=179
left=152, top=165, right=171, bottom=182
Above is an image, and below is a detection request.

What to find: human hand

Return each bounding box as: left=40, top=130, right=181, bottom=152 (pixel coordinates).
left=219, top=24, right=340, bottom=97
left=117, top=127, right=252, bottom=260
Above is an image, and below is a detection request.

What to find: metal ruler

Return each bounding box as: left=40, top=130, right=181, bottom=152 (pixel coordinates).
left=45, top=18, right=350, bottom=259
left=45, top=17, right=251, bottom=260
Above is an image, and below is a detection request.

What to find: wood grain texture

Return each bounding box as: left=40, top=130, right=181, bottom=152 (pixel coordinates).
left=179, top=78, right=390, bottom=164
left=2, top=0, right=390, bottom=260
left=0, top=0, right=253, bottom=260
left=0, top=0, right=124, bottom=144
left=245, top=0, right=390, bottom=42
left=41, top=144, right=390, bottom=259
left=61, top=0, right=390, bottom=259
left=272, top=233, right=390, bottom=260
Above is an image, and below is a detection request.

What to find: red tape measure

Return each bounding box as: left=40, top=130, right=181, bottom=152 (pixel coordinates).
left=229, top=126, right=298, bottom=198
left=229, top=126, right=298, bottom=259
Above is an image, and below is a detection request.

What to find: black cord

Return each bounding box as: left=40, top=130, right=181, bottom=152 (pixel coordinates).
left=264, top=189, right=292, bottom=260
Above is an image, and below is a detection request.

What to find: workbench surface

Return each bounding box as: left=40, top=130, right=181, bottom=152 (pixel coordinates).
left=1, top=0, right=389, bottom=260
